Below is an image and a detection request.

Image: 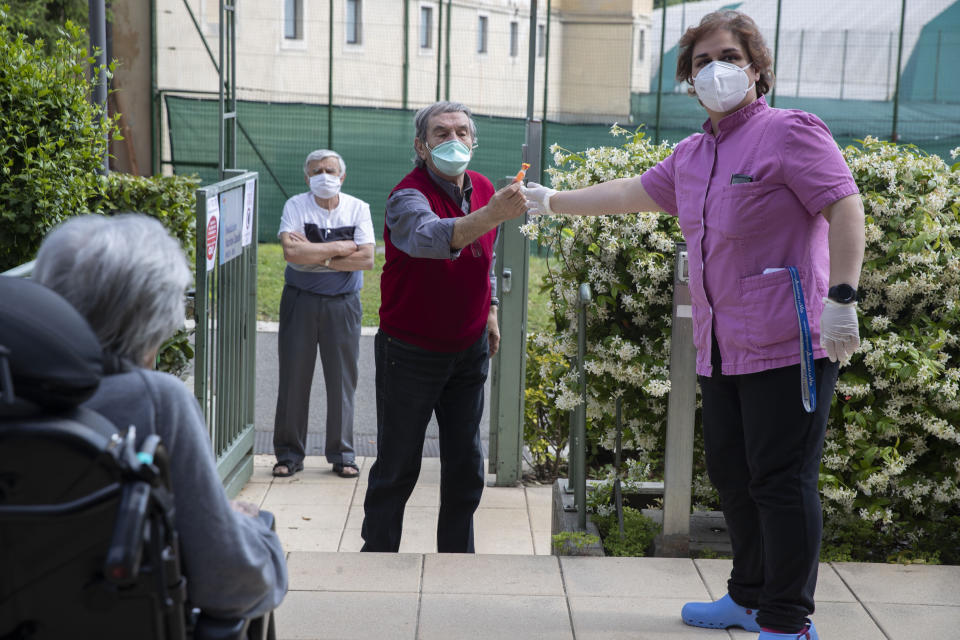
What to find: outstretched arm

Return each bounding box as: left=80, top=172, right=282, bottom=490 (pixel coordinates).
left=525, top=175, right=661, bottom=216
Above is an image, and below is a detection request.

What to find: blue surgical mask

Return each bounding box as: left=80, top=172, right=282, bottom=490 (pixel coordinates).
left=427, top=139, right=472, bottom=176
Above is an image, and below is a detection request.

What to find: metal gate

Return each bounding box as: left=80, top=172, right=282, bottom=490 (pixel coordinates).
left=194, top=170, right=259, bottom=497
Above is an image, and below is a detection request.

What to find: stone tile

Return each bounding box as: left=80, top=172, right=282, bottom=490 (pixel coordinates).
left=474, top=508, right=534, bottom=554
left=234, top=482, right=269, bottom=507
left=532, top=529, right=554, bottom=556
left=338, top=528, right=365, bottom=552
left=561, top=557, right=707, bottom=599
left=694, top=559, right=856, bottom=603
left=275, top=528, right=343, bottom=553
left=420, top=457, right=442, bottom=472
left=813, top=563, right=860, bottom=603
left=524, top=484, right=554, bottom=506
left=864, top=602, right=960, bottom=638
left=275, top=590, right=418, bottom=640
left=416, top=469, right=442, bottom=485
left=271, top=468, right=359, bottom=484
left=422, top=554, right=563, bottom=595
left=344, top=505, right=365, bottom=529
left=247, top=464, right=275, bottom=484
left=478, top=486, right=527, bottom=509
left=287, top=551, right=422, bottom=592
left=832, top=562, right=960, bottom=606
left=261, top=481, right=358, bottom=506
left=399, top=512, right=439, bottom=554
left=529, top=506, right=552, bottom=531
left=568, top=596, right=708, bottom=640
left=268, top=503, right=349, bottom=530
left=407, top=485, right=440, bottom=507
left=356, top=468, right=441, bottom=490
left=418, top=594, right=572, bottom=640
left=294, top=455, right=366, bottom=471
left=731, top=601, right=888, bottom=640
left=253, top=454, right=275, bottom=467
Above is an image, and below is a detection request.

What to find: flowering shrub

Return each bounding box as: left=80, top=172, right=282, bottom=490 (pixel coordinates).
left=521, top=127, right=679, bottom=476
left=523, top=131, right=960, bottom=562
left=524, top=334, right=572, bottom=480
left=821, top=138, right=960, bottom=561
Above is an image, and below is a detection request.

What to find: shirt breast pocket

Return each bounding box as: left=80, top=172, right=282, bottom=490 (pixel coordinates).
left=716, top=182, right=785, bottom=239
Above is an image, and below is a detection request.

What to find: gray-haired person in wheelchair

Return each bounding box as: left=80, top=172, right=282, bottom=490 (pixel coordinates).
left=32, top=213, right=288, bottom=620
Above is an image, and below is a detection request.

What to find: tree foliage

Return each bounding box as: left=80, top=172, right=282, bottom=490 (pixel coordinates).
left=2, top=0, right=87, bottom=52
left=0, top=7, right=115, bottom=271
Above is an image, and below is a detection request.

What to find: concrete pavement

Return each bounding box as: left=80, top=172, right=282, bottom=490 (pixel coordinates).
left=253, top=326, right=491, bottom=458
left=237, top=455, right=960, bottom=640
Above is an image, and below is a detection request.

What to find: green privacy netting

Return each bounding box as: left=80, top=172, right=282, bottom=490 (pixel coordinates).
left=166, top=95, right=958, bottom=242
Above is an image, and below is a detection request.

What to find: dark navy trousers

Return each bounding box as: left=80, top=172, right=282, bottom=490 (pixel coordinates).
left=361, top=330, right=487, bottom=553
left=698, top=338, right=839, bottom=632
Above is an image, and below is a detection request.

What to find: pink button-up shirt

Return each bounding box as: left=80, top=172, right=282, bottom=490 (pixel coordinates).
left=641, top=97, right=859, bottom=376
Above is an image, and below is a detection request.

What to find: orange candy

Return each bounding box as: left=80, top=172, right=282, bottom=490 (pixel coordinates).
left=513, top=162, right=531, bottom=183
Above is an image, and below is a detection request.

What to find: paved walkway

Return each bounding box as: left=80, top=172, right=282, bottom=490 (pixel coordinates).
left=239, top=455, right=960, bottom=639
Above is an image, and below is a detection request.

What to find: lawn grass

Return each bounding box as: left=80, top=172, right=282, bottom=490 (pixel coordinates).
left=257, top=242, right=556, bottom=333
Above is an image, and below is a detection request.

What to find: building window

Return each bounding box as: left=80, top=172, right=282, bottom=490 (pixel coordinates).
left=509, top=21, right=518, bottom=57
left=637, top=29, right=645, bottom=60
left=284, top=0, right=302, bottom=40
left=537, top=24, right=546, bottom=57
left=346, top=0, right=362, bottom=44
left=420, top=6, right=433, bottom=49
left=477, top=15, right=488, bottom=54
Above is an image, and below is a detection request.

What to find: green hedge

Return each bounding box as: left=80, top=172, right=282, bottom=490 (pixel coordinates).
left=88, top=172, right=200, bottom=378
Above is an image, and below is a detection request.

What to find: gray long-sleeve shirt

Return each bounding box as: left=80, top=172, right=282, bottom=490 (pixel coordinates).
left=385, top=165, right=498, bottom=296
left=83, top=368, right=288, bottom=619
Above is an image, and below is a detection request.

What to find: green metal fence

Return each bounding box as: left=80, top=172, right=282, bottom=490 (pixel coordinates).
left=193, top=170, right=259, bottom=497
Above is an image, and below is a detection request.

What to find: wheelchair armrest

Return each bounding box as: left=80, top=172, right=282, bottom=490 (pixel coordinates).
left=193, top=613, right=250, bottom=640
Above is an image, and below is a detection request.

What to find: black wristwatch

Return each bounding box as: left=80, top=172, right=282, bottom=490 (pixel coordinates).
left=828, top=284, right=858, bottom=304
left=490, top=296, right=500, bottom=307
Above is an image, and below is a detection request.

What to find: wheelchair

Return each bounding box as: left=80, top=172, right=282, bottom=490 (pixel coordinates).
left=0, top=276, right=275, bottom=640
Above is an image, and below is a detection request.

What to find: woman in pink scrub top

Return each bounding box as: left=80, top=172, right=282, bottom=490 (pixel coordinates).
left=524, top=10, right=864, bottom=640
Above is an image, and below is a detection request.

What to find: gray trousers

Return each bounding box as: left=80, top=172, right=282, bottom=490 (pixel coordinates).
left=273, top=285, right=361, bottom=466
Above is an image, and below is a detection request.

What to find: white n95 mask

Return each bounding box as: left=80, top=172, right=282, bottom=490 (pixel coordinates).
left=694, top=61, right=755, bottom=113
left=309, top=173, right=342, bottom=199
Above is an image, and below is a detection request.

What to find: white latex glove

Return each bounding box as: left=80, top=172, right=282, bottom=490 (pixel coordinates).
left=522, top=182, right=557, bottom=215
left=820, top=298, right=860, bottom=363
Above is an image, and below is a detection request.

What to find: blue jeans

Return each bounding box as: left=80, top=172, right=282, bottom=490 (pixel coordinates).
left=361, top=330, right=488, bottom=553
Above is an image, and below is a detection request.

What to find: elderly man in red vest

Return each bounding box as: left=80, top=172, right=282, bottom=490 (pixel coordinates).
left=360, top=101, right=527, bottom=553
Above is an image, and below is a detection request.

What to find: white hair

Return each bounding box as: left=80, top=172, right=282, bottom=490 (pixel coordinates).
left=33, top=214, right=192, bottom=366
left=303, top=149, right=346, bottom=177
left=413, top=101, right=478, bottom=168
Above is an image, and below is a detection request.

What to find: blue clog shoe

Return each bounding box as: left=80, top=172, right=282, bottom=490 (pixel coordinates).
left=758, top=621, right=818, bottom=639
left=681, top=593, right=761, bottom=632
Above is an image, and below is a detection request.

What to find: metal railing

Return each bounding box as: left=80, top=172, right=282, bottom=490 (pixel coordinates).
left=193, top=170, right=259, bottom=497
left=564, top=243, right=697, bottom=554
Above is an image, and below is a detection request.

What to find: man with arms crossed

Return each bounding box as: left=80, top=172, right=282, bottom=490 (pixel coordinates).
left=272, top=149, right=375, bottom=479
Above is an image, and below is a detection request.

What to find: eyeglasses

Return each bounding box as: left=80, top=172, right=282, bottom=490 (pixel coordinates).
left=470, top=240, right=482, bottom=258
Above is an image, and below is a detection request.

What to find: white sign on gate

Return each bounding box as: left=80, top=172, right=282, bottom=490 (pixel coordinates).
left=219, top=187, right=244, bottom=265
left=241, top=179, right=255, bottom=247
left=205, top=195, right=220, bottom=272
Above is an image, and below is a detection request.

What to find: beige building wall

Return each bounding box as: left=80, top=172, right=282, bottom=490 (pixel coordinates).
left=143, top=0, right=653, bottom=166
left=549, top=0, right=653, bottom=123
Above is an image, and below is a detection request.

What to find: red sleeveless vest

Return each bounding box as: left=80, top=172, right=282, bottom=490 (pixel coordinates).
left=380, top=167, right=497, bottom=352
